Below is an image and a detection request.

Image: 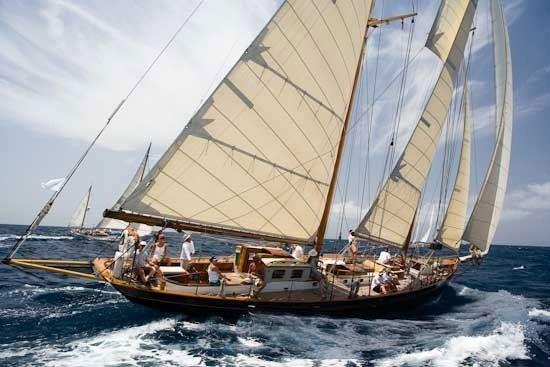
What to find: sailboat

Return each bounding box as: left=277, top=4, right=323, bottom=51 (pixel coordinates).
left=4, top=0, right=514, bottom=314
left=70, top=144, right=154, bottom=241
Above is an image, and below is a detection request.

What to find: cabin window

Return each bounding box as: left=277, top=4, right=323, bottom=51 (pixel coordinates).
left=272, top=269, right=286, bottom=279
left=291, top=269, right=304, bottom=279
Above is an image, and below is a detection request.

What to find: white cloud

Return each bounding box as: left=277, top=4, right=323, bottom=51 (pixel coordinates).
left=502, top=181, right=550, bottom=222
left=0, top=0, right=280, bottom=152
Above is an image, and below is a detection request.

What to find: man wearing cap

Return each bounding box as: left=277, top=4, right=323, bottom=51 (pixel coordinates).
left=179, top=234, right=195, bottom=272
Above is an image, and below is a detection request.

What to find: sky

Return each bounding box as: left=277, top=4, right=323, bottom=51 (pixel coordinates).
left=0, top=0, right=548, bottom=245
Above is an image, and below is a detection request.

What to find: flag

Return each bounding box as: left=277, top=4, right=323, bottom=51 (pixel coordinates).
left=41, top=178, right=66, bottom=192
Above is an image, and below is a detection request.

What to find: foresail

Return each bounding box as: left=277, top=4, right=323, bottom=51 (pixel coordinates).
left=97, top=144, right=151, bottom=230
left=462, top=0, right=512, bottom=253
left=437, top=81, right=471, bottom=251
left=354, top=0, right=477, bottom=248
left=119, top=0, right=374, bottom=242
left=69, top=186, right=91, bottom=228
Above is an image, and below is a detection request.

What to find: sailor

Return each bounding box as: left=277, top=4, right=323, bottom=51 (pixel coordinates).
left=371, top=271, right=387, bottom=294
left=347, top=230, right=358, bottom=258
left=306, top=247, right=318, bottom=267
left=207, top=256, right=221, bottom=286
left=470, top=244, right=481, bottom=265
left=134, top=241, right=148, bottom=283
left=120, top=227, right=139, bottom=260
left=145, top=233, right=167, bottom=281
left=248, top=256, right=266, bottom=298
left=291, top=244, right=304, bottom=260
left=383, top=270, right=398, bottom=292
left=377, top=250, right=391, bottom=264
left=179, top=234, right=195, bottom=271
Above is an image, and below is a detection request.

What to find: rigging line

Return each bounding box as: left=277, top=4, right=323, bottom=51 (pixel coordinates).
left=375, top=14, right=415, bottom=240
left=3, top=0, right=206, bottom=261
left=359, top=0, right=384, bottom=221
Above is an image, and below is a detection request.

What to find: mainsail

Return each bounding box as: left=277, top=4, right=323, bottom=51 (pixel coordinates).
left=462, top=0, right=513, bottom=254
left=355, top=0, right=477, bottom=247
left=69, top=186, right=92, bottom=228
left=436, top=79, right=471, bottom=251
left=97, top=144, right=151, bottom=231
left=112, top=0, right=375, bottom=243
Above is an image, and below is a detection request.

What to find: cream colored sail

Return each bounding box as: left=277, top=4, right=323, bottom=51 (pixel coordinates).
left=118, top=0, right=374, bottom=242
left=69, top=186, right=92, bottom=228
left=437, top=81, right=471, bottom=251
left=463, top=0, right=512, bottom=253
left=355, top=0, right=477, bottom=247
left=97, top=144, right=151, bottom=231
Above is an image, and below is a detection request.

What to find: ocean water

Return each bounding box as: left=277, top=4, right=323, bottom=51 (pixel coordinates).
left=0, top=223, right=549, bottom=366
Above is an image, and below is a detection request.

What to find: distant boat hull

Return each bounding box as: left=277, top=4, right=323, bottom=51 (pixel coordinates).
left=70, top=228, right=119, bottom=242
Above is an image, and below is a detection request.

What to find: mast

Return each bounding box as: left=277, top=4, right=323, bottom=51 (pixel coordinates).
left=315, top=6, right=419, bottom=251
left=314, top=21, right=370, bottom=251
left=80, top=185, right=92, bottom=229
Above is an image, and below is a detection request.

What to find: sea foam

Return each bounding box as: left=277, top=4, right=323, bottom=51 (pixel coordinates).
left=374, top=322, right=529, bottom=367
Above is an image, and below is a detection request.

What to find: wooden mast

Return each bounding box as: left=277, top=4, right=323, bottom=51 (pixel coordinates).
left=314, top=18, right=371, bottom=251
left=314, top=7, right=418, bottom=251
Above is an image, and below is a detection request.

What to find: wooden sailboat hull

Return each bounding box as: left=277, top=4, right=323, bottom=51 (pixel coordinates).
left=110, top=275, right=453, bottom=315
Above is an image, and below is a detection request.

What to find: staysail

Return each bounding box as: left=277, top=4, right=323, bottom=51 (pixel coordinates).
left=69, top=186, right=92, bottom=228
left=96, top=143, right=151, bottom=231
left=436, top=79, right=471, bottom=251
left=109, top=0, right=375, bottom=243
left=462, top=0, right=513, bottom=254
left=354, top=0, right=477, bottom=248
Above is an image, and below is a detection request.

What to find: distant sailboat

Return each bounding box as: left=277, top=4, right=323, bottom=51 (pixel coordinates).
left=71, top=144, right=153, bottom=241
left=5, top=0, right=514, bottom=314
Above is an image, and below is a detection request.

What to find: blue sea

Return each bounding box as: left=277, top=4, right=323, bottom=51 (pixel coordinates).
left=0, top=223, right=549, bottom=366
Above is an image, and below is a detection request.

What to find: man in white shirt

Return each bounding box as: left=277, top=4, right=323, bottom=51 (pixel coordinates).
left=371, top=271, right=387, bottom=294
left=180, top=234, right=195, bottom=271
left=377, top=250, right=391, bottom=264
left=291, top=244, right=304, bottom=260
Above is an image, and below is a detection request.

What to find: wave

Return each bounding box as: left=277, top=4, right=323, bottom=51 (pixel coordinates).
left=0, top=234, right=73, bottom=242
left=40, top=318, right=202, bottom=367
left=374, top=322, right=529, bottom=367
left=529, top=308, right=550, bottom=320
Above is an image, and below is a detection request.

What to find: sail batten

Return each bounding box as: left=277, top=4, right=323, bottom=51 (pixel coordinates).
left=462, top=0, right=512, bottom=253
left=117, top=0, right=374, bottom=241
left=354, top=0, right=477, bottom=248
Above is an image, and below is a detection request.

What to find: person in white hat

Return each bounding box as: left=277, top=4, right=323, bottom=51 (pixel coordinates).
left=179, top=233, right=195, bottom=272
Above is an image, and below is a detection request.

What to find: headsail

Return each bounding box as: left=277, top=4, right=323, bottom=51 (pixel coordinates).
left=462, top=0, right=513, bottom=254
left=69, top=186, right=92, bottom=228
left=97, top=143, right=151, bottom=231
left=354, top=0, right=477, bottom=248
left=436, top=79, right=471, bottom=251
left=113, top=0, right=375, bottom=243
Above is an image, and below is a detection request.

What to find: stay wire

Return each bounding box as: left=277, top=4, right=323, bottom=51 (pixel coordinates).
left=4, top=0, right=206, bottom=261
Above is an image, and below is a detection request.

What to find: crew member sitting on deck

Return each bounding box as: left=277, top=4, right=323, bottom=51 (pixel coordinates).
left=383, top=270, right=398, bottom=292
left=371, top=271, right=387, bottom=294
left=145, top=233, right=167, bottom=282
left=291, top=244, right=304, bottom=260
left=134, top=241, right=148, bottom=283
left=179, top=234, right=195, bottom=272
left=207, top=256, right=222, bottom=286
